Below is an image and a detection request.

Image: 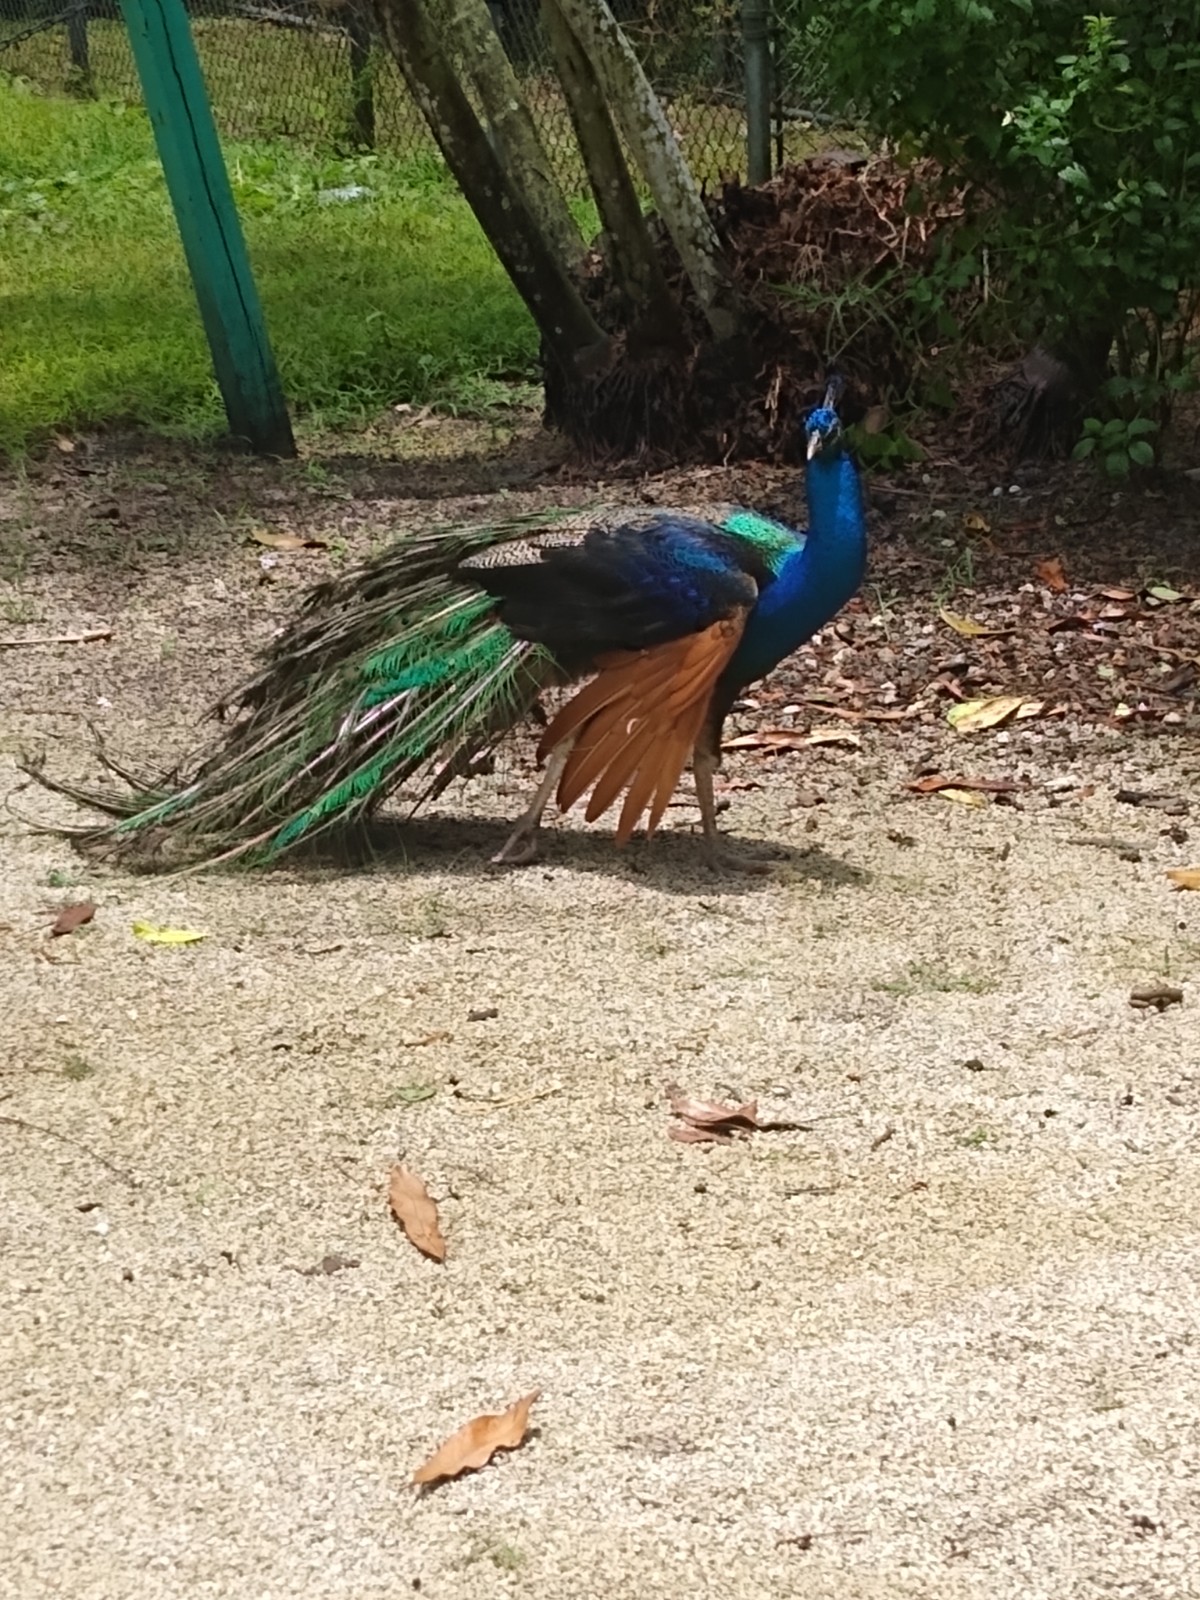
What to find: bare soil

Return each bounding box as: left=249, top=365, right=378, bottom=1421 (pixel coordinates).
left=2, top=419, right=1199, bottom=1600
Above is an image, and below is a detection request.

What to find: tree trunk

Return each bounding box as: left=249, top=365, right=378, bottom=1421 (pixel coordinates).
left=990, top=321, right=1116, bottom=459
left=555, top=0, right=740, bottom=339
left=369, top=0, right=606, bottom=374
left=542, top=0, right=683, bottom=347
left=437, top=0, right=585, bottom=268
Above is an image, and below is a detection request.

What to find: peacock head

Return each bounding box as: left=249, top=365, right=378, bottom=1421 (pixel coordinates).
left=804, top=377, right=845, bottom=461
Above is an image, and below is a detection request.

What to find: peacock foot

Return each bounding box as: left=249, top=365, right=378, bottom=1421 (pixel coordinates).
left=703, top=840, right=774, bottom=876
left=491, top=824, right=542, bottom=867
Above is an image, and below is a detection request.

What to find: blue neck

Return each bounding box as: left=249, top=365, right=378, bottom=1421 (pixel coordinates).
left=727, top=450, right=867, bottom=689
left=808, top=450, right=866, bottom=554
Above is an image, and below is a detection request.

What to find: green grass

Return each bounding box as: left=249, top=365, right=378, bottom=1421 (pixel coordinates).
left=0, top=76, right=542, bottom=453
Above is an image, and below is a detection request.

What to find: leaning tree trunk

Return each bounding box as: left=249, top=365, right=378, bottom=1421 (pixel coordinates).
left=542, top=0, right=684, bottom=347
left=369, top=0, right=768, bottom=453
left=555, top=0, right=741, bottom=340
left=440, top=0, right=585, bottom=269
left=368, top=0, right=607, bottom=380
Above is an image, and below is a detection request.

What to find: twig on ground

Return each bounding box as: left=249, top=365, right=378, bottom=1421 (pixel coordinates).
left=0, top=1113, right=137, bottom=1184
left=0, top=628, right=112, bottom=649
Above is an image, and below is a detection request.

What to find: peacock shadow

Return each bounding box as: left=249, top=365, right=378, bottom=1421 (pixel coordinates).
left=273, top=815, right=867, bottom=897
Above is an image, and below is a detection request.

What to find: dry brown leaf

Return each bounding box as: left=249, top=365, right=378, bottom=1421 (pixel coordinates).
left=668, top=1123, right=736, bottom=1145
left=862, top=403, right=890, bottom=435
left=249, top=529, right=328, bottom=552
left=1117, top=789, right=1188, bottom=815
left=863, top=704, right=925, bottom=723
left=1129, top=985, right=1184, bottom=1011
left=1098, top=586, right=1137, bottom=602
left=963, top=512, right=990, bottom=533
left=723, top=727, right=859, bottom=752
left=1166, top=867, right=1200, bottom=891
left=388, top=1164, right=446, bottom=1262
left=50, top=899, right=95, bottom=937
left=54, top=434, right=76, bottom=454
left=411, top=1391, right=539, bottom=1486
left=907, top=774, right=1022, bottom=796
left=666, top=1083, right=759, bottom=1143
left=1034, top=557, right=1068, bottom=592
left=939, top=608, right=1011, bottom=639
left=668, top=1087, right=759, bottom=1129
left=1047, top=612, right=1095, bottom=633
left=802, top=725, right=862, bottom=749
left=722, top=729, right=809, bottom=751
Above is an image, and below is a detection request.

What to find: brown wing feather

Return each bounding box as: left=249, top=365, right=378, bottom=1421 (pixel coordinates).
left=553, top=652, right=683, bottom=813
left=541, top=613, right=748, bottom=844
left=583, top=717, right=661, bottom=821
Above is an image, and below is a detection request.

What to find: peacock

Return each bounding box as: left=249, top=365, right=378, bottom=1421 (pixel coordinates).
left=27, top=382, right=866, bottom=872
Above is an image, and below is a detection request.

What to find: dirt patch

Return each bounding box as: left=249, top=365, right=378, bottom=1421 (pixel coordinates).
left=2, top=427, right=1199, bottom=1599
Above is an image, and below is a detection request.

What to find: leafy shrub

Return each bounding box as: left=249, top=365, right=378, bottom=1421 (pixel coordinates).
left=810, top=2, right=1200, bottom=455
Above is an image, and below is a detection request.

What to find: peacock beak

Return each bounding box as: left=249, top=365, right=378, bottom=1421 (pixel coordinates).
left=806, top=431, right=823, bottom=461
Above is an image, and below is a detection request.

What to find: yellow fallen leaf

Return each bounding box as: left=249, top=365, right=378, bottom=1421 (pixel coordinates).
left=1166, top=867, right=1200, bottom=891
left=938, top=787, right=988, bottom=807
left=1014, top=699, right=1045, bottom=720
left=132, top=921, right=207, bottom=945
left=963, top=512, right=990, bottom=533
left=946, top=695, right=1027, bottom=733
left=939, top=608, right=1011, bottom=639
left=249, top=529, right=328, bottom=551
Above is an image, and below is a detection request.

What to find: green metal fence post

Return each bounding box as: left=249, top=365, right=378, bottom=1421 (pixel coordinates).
left=66, top=3, right=95, bottom=97
left=119, top=0, right=295, bottom=456
left=346, top=5, right=376, bottom=149
left=743, top=0, right=771, bottom=184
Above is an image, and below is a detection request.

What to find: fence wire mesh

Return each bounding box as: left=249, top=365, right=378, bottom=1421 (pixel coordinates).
left=0, top=0, right=843, bottom=190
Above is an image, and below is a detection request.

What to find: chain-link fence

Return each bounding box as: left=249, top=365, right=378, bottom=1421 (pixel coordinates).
left=1, top=0, right=841, bottom=187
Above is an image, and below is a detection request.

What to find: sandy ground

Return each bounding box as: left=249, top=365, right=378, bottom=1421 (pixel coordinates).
left=2, top=433, right=1198, bottom=1599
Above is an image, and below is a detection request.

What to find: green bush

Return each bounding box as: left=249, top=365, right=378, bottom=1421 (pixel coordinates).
left=812, top=2, right=1200, bottom=456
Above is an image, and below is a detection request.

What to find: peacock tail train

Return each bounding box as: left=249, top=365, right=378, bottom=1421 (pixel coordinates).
left=26, top=512, right=581, bottom=866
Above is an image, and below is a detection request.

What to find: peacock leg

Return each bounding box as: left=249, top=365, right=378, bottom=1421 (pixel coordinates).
left=693, top=740, right=772, bottom=876
left=491, top=743, right=571, bottom=866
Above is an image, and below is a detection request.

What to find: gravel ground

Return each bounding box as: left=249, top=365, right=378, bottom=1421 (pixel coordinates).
left=2, top=430, right=1198, bottom=1600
